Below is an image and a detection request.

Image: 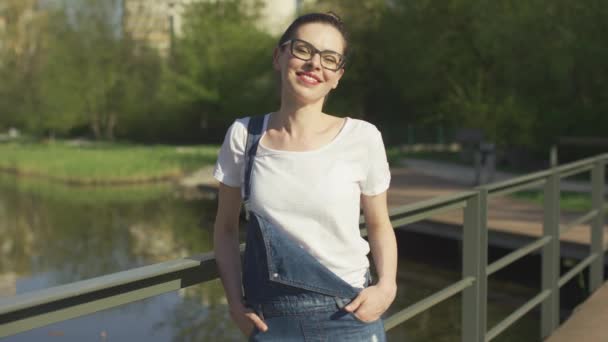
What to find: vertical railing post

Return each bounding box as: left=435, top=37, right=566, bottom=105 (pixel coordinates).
left=462, top=188, right=487, bottom=342
left=550, top=145, right=558, bottom=168
left=590, top=159, right=605, bottom=292
left=541, top=168, right=560, bottom=338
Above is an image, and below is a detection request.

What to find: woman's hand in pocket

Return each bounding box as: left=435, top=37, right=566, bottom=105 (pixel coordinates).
left=344, top=282, right=397, bottom=322
left=229, top=303, right=268, bottom=337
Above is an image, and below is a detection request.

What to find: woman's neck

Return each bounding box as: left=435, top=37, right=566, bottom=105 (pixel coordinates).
left=273, top=100, right=328, bottom=136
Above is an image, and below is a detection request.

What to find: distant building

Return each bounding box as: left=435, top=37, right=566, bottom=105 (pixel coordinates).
left=122, top=0, right=312, bottom=57
left=0, top=0, right=50, bottom=72
left=122, top=0, right=175, bottom=55
left=258, top=0, right=303, bottom=36
left=1, top=0, right=314, bottom=59
left=0, top=0, right=41, bottom=56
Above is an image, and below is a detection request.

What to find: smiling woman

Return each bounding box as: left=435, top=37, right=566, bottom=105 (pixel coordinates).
left=212, top=12, right=396, bottom=341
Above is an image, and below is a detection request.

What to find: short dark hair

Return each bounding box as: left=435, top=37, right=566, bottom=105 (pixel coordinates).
left=278, top=12, right=349, bottom=58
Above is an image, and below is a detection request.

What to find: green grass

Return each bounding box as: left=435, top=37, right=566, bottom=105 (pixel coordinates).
left=386, top=147, right=463, bottom=166
left=0, top=141, right=220, bottom=184
left=510, top=190, right=595, bottom=212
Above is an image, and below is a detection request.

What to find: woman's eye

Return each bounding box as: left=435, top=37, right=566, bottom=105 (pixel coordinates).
left=323, top=55, right=338, bottom=64
left=295, top=46, right=311, bottom=54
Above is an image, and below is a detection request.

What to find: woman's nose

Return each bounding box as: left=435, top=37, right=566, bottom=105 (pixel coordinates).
left=307, top=52, right=322, bottom=69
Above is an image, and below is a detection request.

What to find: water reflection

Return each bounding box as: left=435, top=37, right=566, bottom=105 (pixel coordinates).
left=0, top=174, right=216, bottom=285
left=0, top=174, right=539, bottom=341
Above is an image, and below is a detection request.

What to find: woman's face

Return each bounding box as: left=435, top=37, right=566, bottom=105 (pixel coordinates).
left=273, top=23, right=345, bottom=106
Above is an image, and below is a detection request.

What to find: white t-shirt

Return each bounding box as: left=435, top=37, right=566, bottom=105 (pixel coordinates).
left=213, top=114, right=391, bottom=288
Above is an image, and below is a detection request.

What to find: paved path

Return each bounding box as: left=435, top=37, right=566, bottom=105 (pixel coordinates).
left=402, top=158, right=606, bottom=194
left=545, top=282, right=608, bottom=342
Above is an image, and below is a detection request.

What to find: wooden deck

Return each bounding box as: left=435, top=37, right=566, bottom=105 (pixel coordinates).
left=545, top=282, right=608, bottom=342
left=387, top=167, right=608, bottom=249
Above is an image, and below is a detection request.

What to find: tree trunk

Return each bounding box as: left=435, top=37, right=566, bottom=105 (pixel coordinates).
left=105, top=112, right=116, bottom=141
left=91, top=112, right=101, bottom=140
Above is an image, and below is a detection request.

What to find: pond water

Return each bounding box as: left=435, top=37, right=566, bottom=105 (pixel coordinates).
left=0, top=174, right=540, bottom=341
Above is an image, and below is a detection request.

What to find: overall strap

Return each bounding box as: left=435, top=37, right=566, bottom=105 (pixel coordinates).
left=243, top=115, right=265, bottom=217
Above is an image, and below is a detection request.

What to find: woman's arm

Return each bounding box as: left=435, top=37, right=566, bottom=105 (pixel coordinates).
left=362, top=191, right=398, bottom=291
left=213, top=183, right=245, bottom=308
left=213, top=183, right=267, bottom=334
left=344, top=191, right=398, bottom=321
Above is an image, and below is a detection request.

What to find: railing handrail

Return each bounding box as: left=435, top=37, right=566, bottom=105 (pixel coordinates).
left=0, top=255, right=214, bottom=315
left=1, top=154, right=607, bottom=340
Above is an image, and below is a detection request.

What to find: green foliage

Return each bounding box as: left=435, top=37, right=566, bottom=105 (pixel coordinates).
left=1, top=0, right=606, bottom=149
left=306, top=0, right=608, bottom=151
left=0, top=0, right=48, bottom=133
left=0, top=0, right=165, bottom=140
left=36, top=10, right=89, bottom=136
left=442, top=72, right=535, bottom=146
left=151, top=0, right=276, bottom=142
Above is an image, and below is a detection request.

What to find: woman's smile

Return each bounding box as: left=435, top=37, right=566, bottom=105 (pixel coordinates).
left=296, top=71, right=322, bottom=85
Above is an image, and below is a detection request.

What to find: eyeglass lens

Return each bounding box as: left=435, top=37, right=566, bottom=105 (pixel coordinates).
left=291, top=40, right=343, bottom=71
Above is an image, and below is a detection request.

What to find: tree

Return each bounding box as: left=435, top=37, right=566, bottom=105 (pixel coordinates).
left=36, top=0, right=164, bottom=140
left=158, top=0, right=276, bottom=142
left=0, top=0, right=49, bottom=133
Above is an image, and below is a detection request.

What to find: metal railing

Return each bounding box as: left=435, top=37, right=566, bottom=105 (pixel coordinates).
left=1, top=153, right=607, bottom=341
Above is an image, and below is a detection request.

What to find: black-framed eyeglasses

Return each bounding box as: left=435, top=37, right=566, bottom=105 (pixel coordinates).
left=281, top=38, right=345, bottom=71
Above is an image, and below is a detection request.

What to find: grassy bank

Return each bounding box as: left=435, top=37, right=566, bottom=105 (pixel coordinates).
left=510, top=190, right=600, bottom=213
left=0, top=141, right=219, bottom=184
left=386, top=148, right=463, bottom=166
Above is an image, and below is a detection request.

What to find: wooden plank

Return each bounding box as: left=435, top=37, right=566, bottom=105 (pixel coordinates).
left=545, top=283, right=608, bottom=342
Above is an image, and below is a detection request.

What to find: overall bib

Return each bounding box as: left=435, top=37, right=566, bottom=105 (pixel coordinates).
left=241, top=116, right=387, bottom=342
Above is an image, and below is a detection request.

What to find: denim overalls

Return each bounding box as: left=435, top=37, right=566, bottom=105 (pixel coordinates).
left=241, top=116, right=386, bottom=341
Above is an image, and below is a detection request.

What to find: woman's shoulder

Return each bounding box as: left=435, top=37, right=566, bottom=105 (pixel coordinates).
left=225, top=115, right=263, bottom=139
left=344, top=117, right=382, bottom=136
left=230, top=116, right=250, bottom=130
left=223, top=117, right=245, bottom=142
left=231, top=113, right=269, bottom=129
left=221, top=115, right=263, bottom=152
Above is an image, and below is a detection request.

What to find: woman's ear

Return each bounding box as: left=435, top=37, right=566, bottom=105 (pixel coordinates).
left=272, top=47, right=281, bottom=71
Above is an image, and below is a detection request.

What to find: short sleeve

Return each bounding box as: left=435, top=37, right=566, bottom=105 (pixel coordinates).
left=213, top=118, right=248, bottom=187
left=360, top=127, right=391, bottom=196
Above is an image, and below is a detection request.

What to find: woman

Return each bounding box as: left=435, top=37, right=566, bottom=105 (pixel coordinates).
left=213, top=12, right=397, bottom=341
